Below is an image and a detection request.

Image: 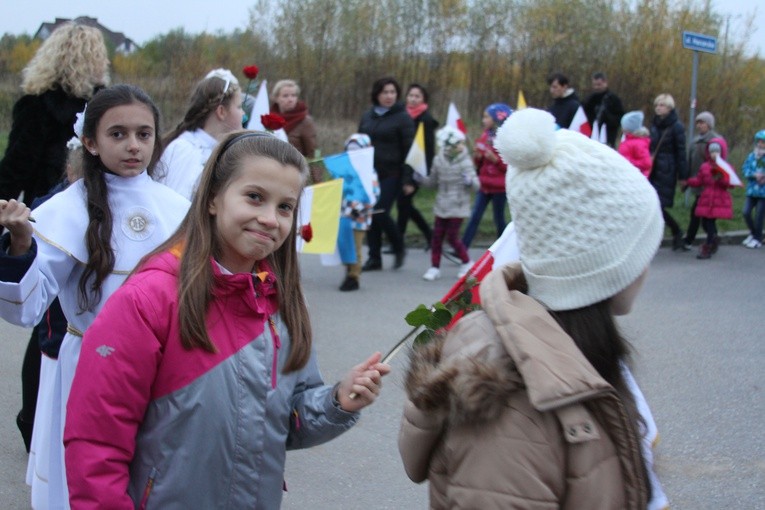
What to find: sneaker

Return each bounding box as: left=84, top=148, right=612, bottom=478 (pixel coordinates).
left=742, top=234, right=754, bottom=246
left=457, top=260, right=474, bottom=278
left=745, top=238, right=762, bottom=249
left=422, top=267, right=441, bottom=281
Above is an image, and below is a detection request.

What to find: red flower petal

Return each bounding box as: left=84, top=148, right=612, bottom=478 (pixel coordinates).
left=300, top=224, right=313, bottom=242
left=261, top=113, right=287, bottom=131
left=243, top=65, right=259, bottom=80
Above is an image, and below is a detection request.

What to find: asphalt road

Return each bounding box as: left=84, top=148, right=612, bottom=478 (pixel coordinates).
left=1, top=243, right=763, bottom=509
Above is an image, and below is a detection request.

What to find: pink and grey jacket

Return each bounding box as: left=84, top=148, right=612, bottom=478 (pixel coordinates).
left=64, top=251, right=358, bottom=509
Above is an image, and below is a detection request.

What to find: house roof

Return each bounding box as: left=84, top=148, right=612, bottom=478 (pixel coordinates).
left=34, top=16, right=138, bottom=52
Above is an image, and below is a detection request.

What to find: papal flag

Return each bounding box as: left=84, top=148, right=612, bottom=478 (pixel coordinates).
left=296, top=179, right=343, bottom=254
left=405, top=123, right=428, bottom=178
left=323, top=146, right=378, bottom=205
left=517, top=90, right=527, bottom=110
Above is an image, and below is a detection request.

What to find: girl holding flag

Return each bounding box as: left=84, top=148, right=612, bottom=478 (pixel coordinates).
left=399, top=108, right=668, bottom=509
left=683, top=138, right=736, bottom=259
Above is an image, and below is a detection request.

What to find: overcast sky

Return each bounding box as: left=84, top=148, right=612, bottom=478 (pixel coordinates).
left=0, top=0, right=762, bottom=56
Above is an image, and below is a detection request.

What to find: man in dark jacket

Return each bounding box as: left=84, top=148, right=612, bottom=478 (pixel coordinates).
left=583, top=72, right=624, bottom=147
left=547, top=73, right=581, bottom=128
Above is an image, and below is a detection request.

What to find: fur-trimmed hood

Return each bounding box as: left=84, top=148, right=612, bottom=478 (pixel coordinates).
left=404, top=263, right=612, bottom=427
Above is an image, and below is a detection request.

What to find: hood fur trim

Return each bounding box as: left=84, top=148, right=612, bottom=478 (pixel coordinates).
left=405, top=334, right=523, bottom=427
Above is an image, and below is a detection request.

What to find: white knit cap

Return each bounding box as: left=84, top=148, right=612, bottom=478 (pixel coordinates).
left=495, top=108, right=664, bottom=311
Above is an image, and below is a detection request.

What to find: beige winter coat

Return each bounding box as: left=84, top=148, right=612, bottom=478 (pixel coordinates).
left=398, top=264, right=648, bottom=509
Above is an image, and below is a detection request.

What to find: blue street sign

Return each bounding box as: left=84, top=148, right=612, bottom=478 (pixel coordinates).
left=682, top=31, right=717, bottom=53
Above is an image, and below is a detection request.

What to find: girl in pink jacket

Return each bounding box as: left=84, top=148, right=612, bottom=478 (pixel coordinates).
left=64, top=132, right=390, bottom=508
left=618, top=110, right=653, bottom=178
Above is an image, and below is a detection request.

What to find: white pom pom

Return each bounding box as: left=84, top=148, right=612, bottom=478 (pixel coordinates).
left=495, top=108, right=557, bottom=171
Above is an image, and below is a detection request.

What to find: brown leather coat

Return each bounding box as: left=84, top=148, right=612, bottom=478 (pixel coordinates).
left=398, top=264, right=648, bottom=509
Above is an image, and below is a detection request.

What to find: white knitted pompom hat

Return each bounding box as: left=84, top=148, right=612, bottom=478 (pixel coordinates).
left=495, top=108, right=664, bottom=311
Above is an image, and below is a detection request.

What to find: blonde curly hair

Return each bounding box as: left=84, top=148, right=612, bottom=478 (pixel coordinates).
left=21, top=23, right=110, bottom=98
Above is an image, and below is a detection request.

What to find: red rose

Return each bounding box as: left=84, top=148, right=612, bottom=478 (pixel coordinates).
left=261, top=113, right=287, bottom=131
left=242, top=65, right=259, bottom=80
left=300, top=223, right=313, bottom=242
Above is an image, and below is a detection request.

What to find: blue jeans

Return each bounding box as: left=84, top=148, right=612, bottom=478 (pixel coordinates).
left=743, top=196, right=765, bottom=242
left=461, top=190, right=507, bottom=248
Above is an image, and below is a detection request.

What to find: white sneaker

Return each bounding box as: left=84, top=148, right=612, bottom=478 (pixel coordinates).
left=742, top=234, right=754, bottom=246
left=457, top=260, right=474, bottom=278
left=422, top=267, right=441, bottom=281
left=745, top=238, right=762, bottom=249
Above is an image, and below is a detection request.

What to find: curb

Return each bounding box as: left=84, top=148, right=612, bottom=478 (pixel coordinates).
left=659, top=229, right=750, bottom=248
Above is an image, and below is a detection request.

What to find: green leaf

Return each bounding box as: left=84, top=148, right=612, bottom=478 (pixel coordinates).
left=405, top=304, right=435, bottom=327
left=426, top=308, right=453, bottom=330
left=413, top=329, right=436, bottom=346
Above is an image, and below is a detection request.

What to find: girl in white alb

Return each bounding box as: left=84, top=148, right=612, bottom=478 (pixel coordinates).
left=0, top=84, right=189, bottom=509
left=157, top=68, right=245, bottom=199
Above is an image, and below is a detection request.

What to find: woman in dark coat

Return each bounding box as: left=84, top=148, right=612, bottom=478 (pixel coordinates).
left=0, top=22, right=109, bottom=450
left=649, top=93, right=688, bottom=250
left=396, top=83, right=437, bottom=249
left=358, top=77, right=415, bottom=270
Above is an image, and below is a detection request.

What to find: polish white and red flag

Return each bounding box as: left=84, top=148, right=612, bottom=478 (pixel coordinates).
left=446, top=102, right=467, bottom=135
left=440, top=223, right=520, bottom=323
left=714, top=155, right=743, bottom=187
left=568, top=106, right=592, bottom=137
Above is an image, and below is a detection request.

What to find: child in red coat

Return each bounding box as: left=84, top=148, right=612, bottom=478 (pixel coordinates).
left=618, top=111, right=652, bottom=178
left=685, top=138, right=734, bottom=259
left=461, top=103, right=512, bottom=249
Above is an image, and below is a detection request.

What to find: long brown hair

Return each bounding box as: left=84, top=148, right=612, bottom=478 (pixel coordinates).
left=78, top=84, right=162, bottom=311
left=161, top=73, right=241, bottom=148
left=549, top=301, right=651, bottom=498
left=146, top=131, right=312, bottom=372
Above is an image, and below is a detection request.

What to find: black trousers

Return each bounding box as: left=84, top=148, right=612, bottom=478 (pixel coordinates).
left=396, top=186, right=432, bottom=244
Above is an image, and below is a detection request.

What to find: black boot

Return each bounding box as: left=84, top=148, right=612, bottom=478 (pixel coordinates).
left=696, top=243, right=712, bottom=259
left=672, top=231, right=687, bottom=251
left=362, top=258, right=382, bottom=271
left=17, top=411, right=33, bottom=453
left=339, top=276, right=359, bottom=291
left=710, top=235, right=720, bottom=254
left=394, top=248, right=406, bottom=269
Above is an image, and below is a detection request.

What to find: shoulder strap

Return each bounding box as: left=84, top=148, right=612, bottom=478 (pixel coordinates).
left=650, top=127, right=670, bottom=159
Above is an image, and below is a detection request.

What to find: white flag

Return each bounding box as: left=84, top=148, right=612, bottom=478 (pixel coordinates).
left=245, top=80, right=288, bottom=142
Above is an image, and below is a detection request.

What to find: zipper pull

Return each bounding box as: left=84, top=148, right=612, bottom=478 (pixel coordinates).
left=139, top=467, right=158, bottom=509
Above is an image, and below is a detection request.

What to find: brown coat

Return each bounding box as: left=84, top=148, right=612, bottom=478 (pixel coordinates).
left=398, top=264, right=648, bottom=509
left=286, top=115, right=317, bottom=158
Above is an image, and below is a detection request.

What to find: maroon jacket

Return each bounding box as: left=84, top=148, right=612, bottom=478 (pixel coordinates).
left=473, top=129, right=507, bottom=194
left=686, top=137, right=734, bottom=219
